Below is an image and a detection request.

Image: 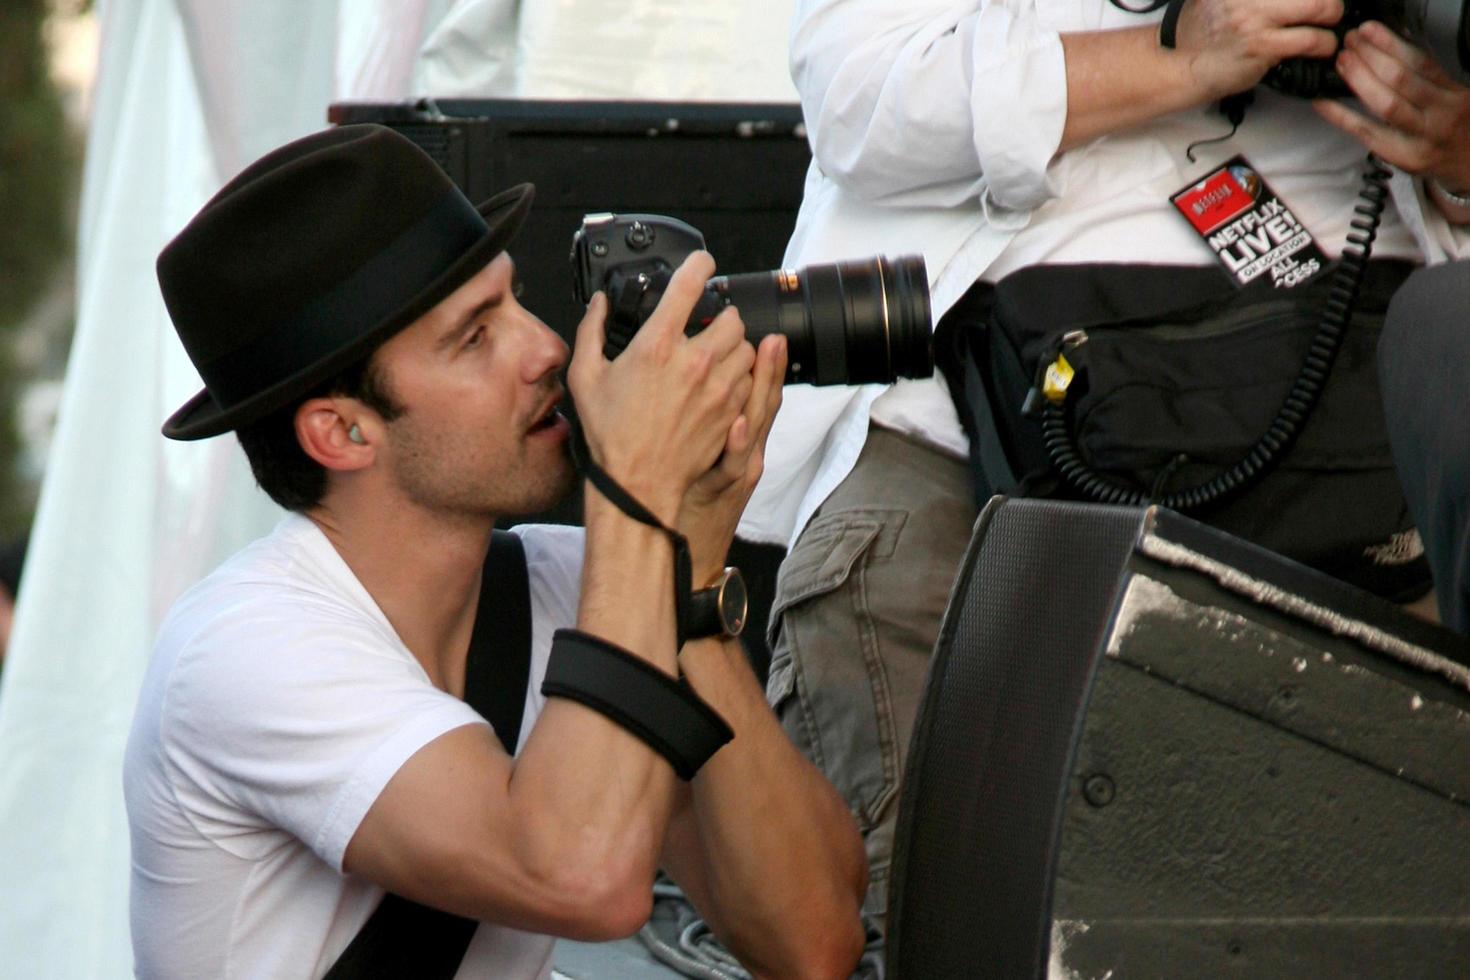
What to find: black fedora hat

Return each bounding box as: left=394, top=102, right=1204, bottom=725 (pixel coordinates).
left=158, top=124, right=534, bottom=440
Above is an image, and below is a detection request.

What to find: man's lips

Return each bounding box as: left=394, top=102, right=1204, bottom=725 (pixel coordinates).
left=526, top=392, right=567, bottom=436
left=527, top=409, right=564, bottom=434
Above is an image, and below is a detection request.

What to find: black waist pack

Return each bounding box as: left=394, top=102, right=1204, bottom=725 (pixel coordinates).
left=937, top=260, right=1430, bottom=601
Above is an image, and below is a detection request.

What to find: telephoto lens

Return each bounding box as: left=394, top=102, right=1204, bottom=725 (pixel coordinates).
left=572, top=211, right=934, bottom=386
left=704, top=256, right=934, bottom=386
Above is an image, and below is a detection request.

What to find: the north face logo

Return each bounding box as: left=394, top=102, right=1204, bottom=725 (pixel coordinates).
left=1363, top=529, right=1425, bottom=567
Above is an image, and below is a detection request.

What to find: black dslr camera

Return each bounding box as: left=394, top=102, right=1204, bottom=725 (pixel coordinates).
left=570, top=212, right=933, bottom=387
left=1267, top=0, right=1470, bottom=97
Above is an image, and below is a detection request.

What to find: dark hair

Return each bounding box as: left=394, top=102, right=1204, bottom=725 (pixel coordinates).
left=0, top=531, right=27, bottom=597
left=234, top=355, right=403, bottom=511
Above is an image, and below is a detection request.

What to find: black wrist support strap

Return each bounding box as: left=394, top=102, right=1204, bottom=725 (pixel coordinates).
left=542, top=628, right=734, bottom=779
left=569, top=417, right=694, bottom=645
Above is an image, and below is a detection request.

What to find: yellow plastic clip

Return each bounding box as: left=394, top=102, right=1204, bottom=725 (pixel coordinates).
left=1042, top=353, right=1075, bottom=403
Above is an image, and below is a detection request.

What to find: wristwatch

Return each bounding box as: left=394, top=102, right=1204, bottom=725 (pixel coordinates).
left=685, top=567, right=748, bottom=640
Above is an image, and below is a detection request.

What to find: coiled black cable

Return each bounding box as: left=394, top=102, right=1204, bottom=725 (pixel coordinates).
left=1040, top=152, right=1391, bottom=511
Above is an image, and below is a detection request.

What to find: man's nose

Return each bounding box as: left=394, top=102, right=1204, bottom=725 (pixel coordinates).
left=522, top=317, right=570, bottom=384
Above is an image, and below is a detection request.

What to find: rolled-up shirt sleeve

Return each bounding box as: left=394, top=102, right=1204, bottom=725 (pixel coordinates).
left=791, top=0, right=1066, bottom=210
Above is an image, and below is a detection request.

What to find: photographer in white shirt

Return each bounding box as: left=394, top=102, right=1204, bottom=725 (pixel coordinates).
left=740, top=0, right=1470, bottom=935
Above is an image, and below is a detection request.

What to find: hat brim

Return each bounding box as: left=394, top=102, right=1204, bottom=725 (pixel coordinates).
left=161, top=183, right=535, bottom=441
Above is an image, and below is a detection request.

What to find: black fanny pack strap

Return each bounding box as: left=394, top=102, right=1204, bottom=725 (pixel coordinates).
left=934, top=278, right=1018, bottom=501
left=324, top=530, right=533, bottom=980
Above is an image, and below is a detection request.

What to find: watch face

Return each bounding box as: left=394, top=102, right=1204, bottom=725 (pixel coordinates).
left=720, top=569, right=748, bottom=636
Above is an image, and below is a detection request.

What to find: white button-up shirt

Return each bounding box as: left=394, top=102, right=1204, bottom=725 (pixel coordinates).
left=738, top=0, right=1470, bottom=548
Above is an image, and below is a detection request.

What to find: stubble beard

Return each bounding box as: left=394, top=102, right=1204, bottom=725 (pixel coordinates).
left=386, top=414, right=576, bottom=522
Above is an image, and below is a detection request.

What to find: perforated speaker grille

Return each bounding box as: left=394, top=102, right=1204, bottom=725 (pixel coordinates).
left=886, top=499, right=1144, bottom=978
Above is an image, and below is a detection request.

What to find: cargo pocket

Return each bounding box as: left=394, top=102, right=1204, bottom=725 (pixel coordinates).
left=764, top=509, right=906, bottom=831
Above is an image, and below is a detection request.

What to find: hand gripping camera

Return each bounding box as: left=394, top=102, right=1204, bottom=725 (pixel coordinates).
left=1267, top=0, right=1470, bottom=97
left=570, top=212, right=934, bottom=387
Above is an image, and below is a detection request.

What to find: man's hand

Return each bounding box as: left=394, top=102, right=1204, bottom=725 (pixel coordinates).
left=1059, top=0, right=1341, bottom=152
left=678, top=333, right=787, bottom=584
left=1314, top=22, right=1470, bottom=200
left=568, top=252, right=756, bottom=526
left=1173, top=0, right=1343, bottom=100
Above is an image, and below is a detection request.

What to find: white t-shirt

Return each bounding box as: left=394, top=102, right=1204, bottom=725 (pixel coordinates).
left=123, top=514, right=585, bottom=979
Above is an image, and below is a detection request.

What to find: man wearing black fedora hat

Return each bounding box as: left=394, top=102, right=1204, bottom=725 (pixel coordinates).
left=122, top=124, right=866, bottom=979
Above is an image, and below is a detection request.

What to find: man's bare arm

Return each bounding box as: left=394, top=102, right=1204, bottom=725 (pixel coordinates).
left=337, top=516, right=680, bottom=939
left=658, top=334, right=868, bottom=978
left=662, top=636, right=869, bottom=980
left=341, top=253, right=759, bottom=940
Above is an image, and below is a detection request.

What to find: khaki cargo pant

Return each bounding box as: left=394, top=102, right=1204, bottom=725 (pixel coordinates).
left=765, top=425, right=977, bottom=935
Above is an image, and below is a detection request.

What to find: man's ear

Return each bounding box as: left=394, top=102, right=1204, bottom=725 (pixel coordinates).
left=295, top=397, right=375, bottom=471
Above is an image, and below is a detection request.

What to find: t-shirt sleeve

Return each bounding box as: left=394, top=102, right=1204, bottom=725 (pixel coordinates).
left=161, top=606, right=486, bottom=872
left=513, top=523, right=586, bottom=752
left=518, top=523, right=584, bottom=628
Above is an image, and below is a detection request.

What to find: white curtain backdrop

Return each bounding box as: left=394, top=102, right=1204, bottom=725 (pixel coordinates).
left=416, top=0, right=800, bottom=100
left=0, top=1, right=796, bottom=974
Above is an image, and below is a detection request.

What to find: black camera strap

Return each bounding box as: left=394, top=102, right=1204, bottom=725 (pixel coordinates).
left=323, top=530, right=531, bottom=980
left=1157, top=0, right=1186, bottom=48
left=1149, top=0, right=1258, bottom=159
left=464, top=531, right=534, bottom=755
left=568, top=415, right=694, bottom=646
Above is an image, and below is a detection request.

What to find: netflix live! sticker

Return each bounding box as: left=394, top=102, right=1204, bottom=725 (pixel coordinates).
left=1171, top=156, right=1327, bottom=289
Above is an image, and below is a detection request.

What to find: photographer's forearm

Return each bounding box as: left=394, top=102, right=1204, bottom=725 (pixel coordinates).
left=575, top=487, right=680, bottom=667
left=498, top=490, right=684, bottom=927
left=665, top=637, right=868, bottom=979
left=1059, top=27, right=1210, bottom=152
left=1059, top=2, right=1343, bottom=153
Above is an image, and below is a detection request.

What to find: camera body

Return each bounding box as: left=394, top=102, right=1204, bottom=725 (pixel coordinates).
left=570, top=212, right=724, bottom=356
left=1266, top=0, right=1406, bottom=97
left=570, top=212, right=934, bottom=387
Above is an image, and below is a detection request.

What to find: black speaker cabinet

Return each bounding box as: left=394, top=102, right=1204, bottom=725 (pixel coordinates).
left=326, top=98, right=809, bottom=676
left=888, top=497, right=1470, bottom=978
left=328, top=98, right=809, bottom=352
